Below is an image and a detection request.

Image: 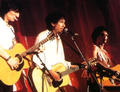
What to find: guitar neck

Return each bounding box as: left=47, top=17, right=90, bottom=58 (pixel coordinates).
left=21, top=32, right=54, bottom=57
left=60, top=66, right=79, bottom=77
left=21, top=43, right=39, bottom=57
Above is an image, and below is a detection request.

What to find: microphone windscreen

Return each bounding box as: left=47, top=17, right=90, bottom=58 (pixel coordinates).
left=64, top=28, right=68, bottom=33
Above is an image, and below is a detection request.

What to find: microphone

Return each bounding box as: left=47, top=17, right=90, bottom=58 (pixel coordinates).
left=64, top=28, right=79, bottom=36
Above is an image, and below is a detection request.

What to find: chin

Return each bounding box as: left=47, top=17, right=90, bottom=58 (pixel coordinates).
left=60, top=30, right=63, bottom=32
left=10, top=19, right=15, bottom=22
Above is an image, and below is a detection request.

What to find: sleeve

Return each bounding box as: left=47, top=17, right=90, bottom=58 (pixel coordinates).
left=35, top=31, right=47, bottom=44
left=64, top=60, right=71, bottom=69
left=32, top=31, right=47, bottom=68
left=32, top=53, right=44, bottom=69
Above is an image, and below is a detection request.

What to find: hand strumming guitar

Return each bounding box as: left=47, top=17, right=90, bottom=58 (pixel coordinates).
left=7, top=57, right=20, bottom=70
left=49, top=70, right=61, bottom=81
left=47, top=70, right=63, bottom=87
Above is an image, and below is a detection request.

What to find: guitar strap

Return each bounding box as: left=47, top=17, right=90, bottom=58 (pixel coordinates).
left=46, top=75, right=52, bottom=86
left=8, top=26, right=17, bottom=49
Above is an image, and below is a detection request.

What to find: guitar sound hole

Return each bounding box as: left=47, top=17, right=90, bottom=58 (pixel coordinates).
left=16, top=60, right=24, bottom=71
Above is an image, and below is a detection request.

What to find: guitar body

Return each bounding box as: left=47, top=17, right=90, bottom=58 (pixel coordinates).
left=0, top=43, right=30, bottom=85
left=31, top=63, right=70, bottom=92
left=97, top=64, right=120, bottom=87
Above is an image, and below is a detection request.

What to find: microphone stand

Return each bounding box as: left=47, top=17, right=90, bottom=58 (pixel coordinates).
left=34, top=52, right=55, bottom=80
left=62, top=34, right=102, bottom=92
left=33, top=52, right=63, bottom=89
left=29, top=52, right=56, bottom=92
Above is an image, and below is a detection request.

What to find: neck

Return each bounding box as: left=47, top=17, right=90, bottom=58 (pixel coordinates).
left=53, top=30, right=58, bottom=37
left=99, top=44, right=105, bottom=49
left=4, top=17, right=9, bottom=26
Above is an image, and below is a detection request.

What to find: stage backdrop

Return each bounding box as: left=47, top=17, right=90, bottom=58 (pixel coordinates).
left=1, top=0, right=120, bottom=92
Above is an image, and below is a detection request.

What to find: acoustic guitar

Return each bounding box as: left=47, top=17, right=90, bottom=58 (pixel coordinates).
left=0, top=32, right=54, bottom=85
left=0, top=43, right=30, bottom=85
left=30, top=63, right=80, bottom=92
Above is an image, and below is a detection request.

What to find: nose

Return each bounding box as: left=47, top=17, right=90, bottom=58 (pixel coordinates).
left=63, top=23, right=65, bottom=28
left=16, top=13, right=20, bottom=18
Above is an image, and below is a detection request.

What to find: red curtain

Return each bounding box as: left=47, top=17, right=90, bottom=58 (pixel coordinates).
left=13, top=0, right=120, bottom=92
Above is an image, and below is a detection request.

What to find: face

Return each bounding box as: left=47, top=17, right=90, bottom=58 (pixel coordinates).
left=52, top=18, right=66, bottom=34
left=4, top=10, right=20, bottom=22
left=97, top=31, right=108, bottom=45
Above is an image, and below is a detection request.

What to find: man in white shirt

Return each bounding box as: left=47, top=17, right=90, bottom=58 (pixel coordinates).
left=32, top=11, right=79, bottom=92
left=0, top=1, right=23, bottom=91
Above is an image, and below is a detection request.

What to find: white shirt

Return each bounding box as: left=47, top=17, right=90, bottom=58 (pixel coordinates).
left=94, top=45, right=111, bottom=68
left=0, top=17, right=16, bottom=50
left=0, top=17, right=17, bottom=91
left=33, top=30, right=71, bottom=70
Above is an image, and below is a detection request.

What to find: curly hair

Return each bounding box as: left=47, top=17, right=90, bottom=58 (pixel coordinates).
left=45, top=11, right=65, bottom=30
left=0, top=0, right=22, bottom=18
left=91, top=26, right=109, bottom=44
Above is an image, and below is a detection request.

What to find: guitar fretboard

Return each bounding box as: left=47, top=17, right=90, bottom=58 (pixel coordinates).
left=61, top=66, right=79, bottom=77
left=21, top=32, right=54, bottom=57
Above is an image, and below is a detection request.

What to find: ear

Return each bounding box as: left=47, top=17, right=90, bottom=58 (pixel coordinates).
left=51, top=23, right=55, bottom=27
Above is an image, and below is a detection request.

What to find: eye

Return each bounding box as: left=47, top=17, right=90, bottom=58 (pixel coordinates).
left=100, top=33, right=108, bottom=37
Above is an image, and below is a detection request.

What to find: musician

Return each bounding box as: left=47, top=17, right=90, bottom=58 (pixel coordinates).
left=0, top=1, right=31, bottom=92
left=88, top=26, right=114, bottom=92
left=91, top=26, right=114, bottom=68
left=32, top=11, right=78, bottom=92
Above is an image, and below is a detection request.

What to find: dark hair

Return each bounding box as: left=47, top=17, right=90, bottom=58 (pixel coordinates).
left=92, top=26, right=109, bottom=44
left=0, top=0, right=22, bottom=18
left=45, top=11, right=65, bottom=30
